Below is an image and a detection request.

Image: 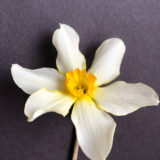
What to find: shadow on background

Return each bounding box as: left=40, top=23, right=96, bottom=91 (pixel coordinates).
left=36, top=32, right=57, bottom=69
left=67, top=128, right=76, bottom=160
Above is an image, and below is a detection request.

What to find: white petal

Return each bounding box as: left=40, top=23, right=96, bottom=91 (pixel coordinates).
left=71, top=98, right=116, bottom=160
left=25, top=88, right=75, bottom=122
left=88, top=38, right=126, bottom=86
left=11, top=64, right=66, bottom=94
left=52, top=24, right=86, bottom=73
left=93, top=81, right=159, bottom=116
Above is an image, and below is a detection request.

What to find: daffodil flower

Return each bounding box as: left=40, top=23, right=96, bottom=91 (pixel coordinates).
left=11, top=24, right=159, bottom=160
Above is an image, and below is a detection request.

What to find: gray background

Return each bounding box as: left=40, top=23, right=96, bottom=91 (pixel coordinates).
left=0, top=0, right=160, bottom=159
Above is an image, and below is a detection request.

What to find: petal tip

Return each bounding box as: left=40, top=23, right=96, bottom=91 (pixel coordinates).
left=108, top=37, right=126, bottom=51
left=59, top=23, right=64, bottom=28
left=114, top=38, right=126, bottom=49
left=11, top=63, right=20, bottom=81
left=27, top=117, right=34, bottom=122
left=11, top=63, right=19, bottom=70
left=156, top=100, right=160, bottom=105
left=11, top=64, right=23, bottom=76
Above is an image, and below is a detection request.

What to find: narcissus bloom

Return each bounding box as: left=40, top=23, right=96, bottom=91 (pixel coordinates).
left=11, top=24, right=159, bottom=160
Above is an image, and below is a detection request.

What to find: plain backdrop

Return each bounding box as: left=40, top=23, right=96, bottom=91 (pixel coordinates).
left=0, top=0, right=160, bottom=160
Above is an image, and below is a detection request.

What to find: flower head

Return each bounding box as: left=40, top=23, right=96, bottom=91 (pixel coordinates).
left=11, top=24, right=159, bottom=160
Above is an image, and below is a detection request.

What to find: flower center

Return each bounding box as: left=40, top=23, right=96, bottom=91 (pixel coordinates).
left=65, top=68, right=97, bottom=98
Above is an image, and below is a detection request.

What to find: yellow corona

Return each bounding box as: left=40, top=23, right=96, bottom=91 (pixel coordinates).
left=65, top=68, right=97, bottom=98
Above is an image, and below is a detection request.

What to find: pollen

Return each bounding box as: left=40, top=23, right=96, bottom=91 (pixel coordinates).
left=65, top=68, right=97, bottom=98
